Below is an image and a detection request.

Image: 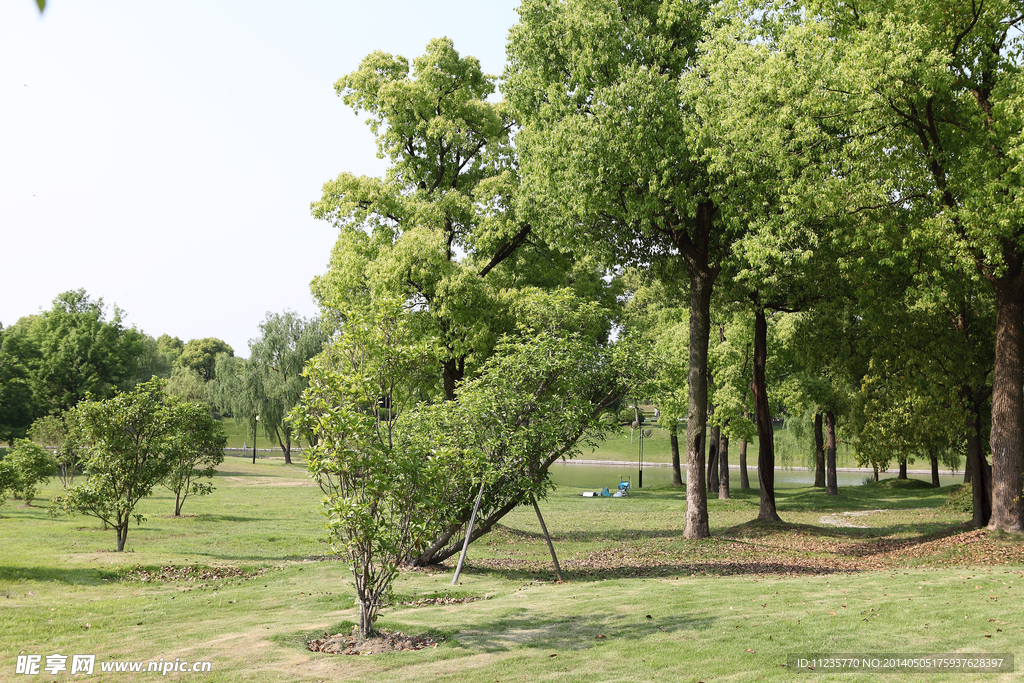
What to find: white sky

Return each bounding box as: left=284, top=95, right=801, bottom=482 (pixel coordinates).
left=0, top=0, right=519, bottom=357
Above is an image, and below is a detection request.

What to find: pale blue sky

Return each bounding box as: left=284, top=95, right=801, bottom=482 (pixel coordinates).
left=1, top=0, right=519, bottom=356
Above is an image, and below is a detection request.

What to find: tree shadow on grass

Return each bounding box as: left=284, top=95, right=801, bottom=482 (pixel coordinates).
left=0, top=565, right=108, bottom=586
left=460, top=558, right=847, bottom=583
left=493, top=524, right=686, bottom=543
left=389, top=606, right=717, bottom=653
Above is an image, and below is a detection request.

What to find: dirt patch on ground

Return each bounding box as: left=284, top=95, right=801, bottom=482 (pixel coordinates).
left=307, top=628, right=443, bottom=655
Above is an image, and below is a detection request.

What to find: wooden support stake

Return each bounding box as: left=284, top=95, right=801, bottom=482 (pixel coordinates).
left=531, top=494, right=563, bottom=582
left=451, top=481, right=485, bottom=585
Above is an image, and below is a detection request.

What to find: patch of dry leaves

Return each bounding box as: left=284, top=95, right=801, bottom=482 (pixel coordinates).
left=306, top=628, right=442, bottom=655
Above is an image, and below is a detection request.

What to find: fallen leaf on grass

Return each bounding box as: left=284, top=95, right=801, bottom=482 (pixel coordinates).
left=595, top=635, right=606, bottom=639
left=745, top=649, right=756, bottom=653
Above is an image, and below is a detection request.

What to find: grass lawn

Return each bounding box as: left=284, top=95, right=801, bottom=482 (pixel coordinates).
left=0, top=458, right=1019, bottom=682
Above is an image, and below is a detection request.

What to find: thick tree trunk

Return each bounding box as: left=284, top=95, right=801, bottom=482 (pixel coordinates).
left=719, top=434, right=730, bottom=499
left=116, top=524, right=128, bottom=552
left=813, top=412, right=825, bottom=488
left=752, top=304, right=781, bottom=522
left=707, top=423, right=720, bottom=494
left=825, top=410, right=838, bottom=496
left=989, top=277, right=1024, bottom=532
left=898, top=460, right=908, bottom=480
left=684, top=268, right=713, bottom=538
left=284, top=430, right=292, bottom=465
left=442, top=356, right=466, bottom=402
left=929, top=448, right=940, bottom=488
left=966, top=396, right=993, bottom=528
left=670, top=424, right=683, bottom=486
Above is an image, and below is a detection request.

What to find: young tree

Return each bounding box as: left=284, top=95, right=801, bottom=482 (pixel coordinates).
left=290, top=300, right=445, bottom=640
left=50, top=380, right=175, bottom=552
left=161, top=400, right=226, bottom=516
left=4, top=439, right=54, bottom=506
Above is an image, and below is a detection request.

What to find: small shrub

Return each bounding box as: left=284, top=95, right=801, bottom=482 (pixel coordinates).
left=944, top=483, right=972, bottom=513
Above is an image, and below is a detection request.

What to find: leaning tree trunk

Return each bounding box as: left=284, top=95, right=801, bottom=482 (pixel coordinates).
left=814, top=412, right=826, bottom=488
left=752, top=304, right=781, bottom=522
left=683, top=266, right=714, bottom=538
left=670, top=424, right=683, bottom=486
left=707, top=423, right=720, bottom=494
left=989, top=274, right=1024, bottom=532
left=719, top=434, right=730, bottom=499
left=825, top=410, right=838, bottom=496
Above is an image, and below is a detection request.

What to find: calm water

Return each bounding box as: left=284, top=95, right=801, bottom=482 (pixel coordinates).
left=548, top=461, right=964, bottom=490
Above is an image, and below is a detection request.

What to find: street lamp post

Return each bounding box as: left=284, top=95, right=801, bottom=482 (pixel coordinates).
left=252, top=414, right=259, bottom=464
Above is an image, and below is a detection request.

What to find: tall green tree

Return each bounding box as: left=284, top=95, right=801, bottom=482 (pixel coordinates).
left=506, top=0, right=737, bottom=539
left=760, top=0, right=1024, bottom=532
left=176, top=338, right=233, bottom=382
left=24, top=290, right=145, bottom=415
left=0, top=322, right=38, bottom=445
left=312, top=37, right=572, bottom=403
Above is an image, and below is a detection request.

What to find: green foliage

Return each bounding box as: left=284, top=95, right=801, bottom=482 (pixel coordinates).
left=156, top=334, right=185, bottom=363
left=246, top=311, right=326, bottom=459
left=27, top=290, right=146, bottom=414
left=126, top=334, right=175, bottom=388
left=165, top=366, right=211, bottom=404
left=160, top=401, right=226, bottom=516
left=2, top=439, right=54, bottom=505
left=50, top=380, right=176, bottom=551
left=0, top=322, right=37, bottom=445
left=290, top=300, right=444, bottom=639
left=311, top=38, right=613, bottom=404
left=176, top=337, right=233, bottom=382
left=944, top=483, right=974, bottom=514
left=29, top=412, right=80, bottom=487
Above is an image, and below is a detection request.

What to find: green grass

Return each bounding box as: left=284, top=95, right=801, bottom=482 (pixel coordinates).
left=0, top=460, right=1019, bottom=682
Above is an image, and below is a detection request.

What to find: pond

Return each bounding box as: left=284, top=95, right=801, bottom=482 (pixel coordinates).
left=547, top=460, right=965, bottom=490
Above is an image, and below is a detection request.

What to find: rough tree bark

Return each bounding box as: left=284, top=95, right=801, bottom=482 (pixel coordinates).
left=898, top=459, right=908, bottom=480
left=989, top=272, right=1024, bottom=532
left=683, top=264, right=715, bottom=538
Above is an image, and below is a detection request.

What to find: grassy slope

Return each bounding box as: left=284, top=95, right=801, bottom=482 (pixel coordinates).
left=0, top=461, right=1018, bottom=682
